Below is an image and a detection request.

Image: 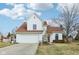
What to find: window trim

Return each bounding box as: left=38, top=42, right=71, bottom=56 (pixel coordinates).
left=33, top=24, right=37, bottom=30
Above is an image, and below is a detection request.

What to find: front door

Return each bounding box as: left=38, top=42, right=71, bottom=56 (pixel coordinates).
left=55, top=34, right=58, bottom=40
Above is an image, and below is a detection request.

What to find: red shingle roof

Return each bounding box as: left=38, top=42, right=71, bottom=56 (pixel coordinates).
left=16, top=22, right=43, bottom=32
left=16, top=22, right=27, bottom=32
left=16, top=22, right=63, bottom=33
left=47, top=26, right=63, bottom=34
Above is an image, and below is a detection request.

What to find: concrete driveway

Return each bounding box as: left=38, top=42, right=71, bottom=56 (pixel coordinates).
left=0, top=43, right=38, bottom=55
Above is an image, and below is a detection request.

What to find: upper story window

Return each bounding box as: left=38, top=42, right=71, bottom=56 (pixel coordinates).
left=33, top=24, right=37, bottom=30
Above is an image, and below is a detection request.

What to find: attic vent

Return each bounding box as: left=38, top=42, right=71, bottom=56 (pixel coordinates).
left=34, top=16, right=35, bottom=19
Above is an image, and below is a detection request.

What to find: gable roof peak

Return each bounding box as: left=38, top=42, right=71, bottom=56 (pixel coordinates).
left=23, top=20, right=27, bottom=23
left=16, top=22, right=27, bottom=32
left=26, top=12, right=43, bottom=22
left=30, top=12, right=39, bottom=17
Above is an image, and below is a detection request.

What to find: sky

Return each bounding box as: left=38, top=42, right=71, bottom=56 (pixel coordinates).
left=0, top=3, right=69, bottom=35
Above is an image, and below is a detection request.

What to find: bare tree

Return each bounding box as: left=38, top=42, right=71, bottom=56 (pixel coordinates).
left=59, top=4, right=79, bottom=42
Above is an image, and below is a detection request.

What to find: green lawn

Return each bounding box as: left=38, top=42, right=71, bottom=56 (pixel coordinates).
left=0, top=42, right=13, bottom=48
left=36, top=41, right=79, bottom=55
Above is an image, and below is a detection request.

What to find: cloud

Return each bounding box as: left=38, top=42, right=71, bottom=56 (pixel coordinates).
left=57, top=3, right=74, bottom=11
left=0, top=8, right=11, bottom=17
left=6, top=3, right=16, bottom=6
left=0, top=4, right=26, bottom=19
left=0, top=3, right=42, bottom=20
left=27, top=3, right=54, bottom=11
left=26, top=9, right=42, bottom=16
left=57, top=3, right=79, bottom=12
left=11, top=4, right=26, bottom=19
left=45, top=19, right=60, bottom=27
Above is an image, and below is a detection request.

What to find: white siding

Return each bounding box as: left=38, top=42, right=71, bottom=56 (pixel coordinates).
left=27, top=14, right=43, bottom=30
left=16, top=33, right=42, bottom=43
left=50, top=33, right=63, bottom=42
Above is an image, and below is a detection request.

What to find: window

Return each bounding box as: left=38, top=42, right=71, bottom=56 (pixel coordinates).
left=33, top=24, right=37, bottom=30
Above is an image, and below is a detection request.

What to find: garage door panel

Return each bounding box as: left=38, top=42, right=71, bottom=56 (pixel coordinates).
left=16, top=34, right=41, bottom=43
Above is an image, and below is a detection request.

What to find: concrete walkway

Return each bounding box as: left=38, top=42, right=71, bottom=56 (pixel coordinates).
left=0, top=43, right=38, bottom=55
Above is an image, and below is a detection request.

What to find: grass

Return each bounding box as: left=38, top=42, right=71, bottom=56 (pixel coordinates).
left=0, top=42, right=13, bottom=48
left=36, top=41, right=79, bottom=55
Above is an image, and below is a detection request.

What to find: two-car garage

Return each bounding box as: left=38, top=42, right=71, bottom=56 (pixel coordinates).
left=16, top=32, right=43, bottom=43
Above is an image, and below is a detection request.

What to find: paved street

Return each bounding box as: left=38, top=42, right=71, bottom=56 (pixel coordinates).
left=0, top=43, right=38, bottom=55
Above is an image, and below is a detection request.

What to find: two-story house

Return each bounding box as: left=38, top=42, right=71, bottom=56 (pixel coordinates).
left=16, top=13, right=63, bottom=43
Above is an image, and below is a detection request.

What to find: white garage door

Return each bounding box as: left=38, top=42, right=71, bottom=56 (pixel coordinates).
left=16, top=33, right=42, bottom=43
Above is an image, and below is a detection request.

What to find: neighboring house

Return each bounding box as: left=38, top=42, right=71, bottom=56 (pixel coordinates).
left=3, top=37, right=10, bottom=42
left=0, top=33, right=3, bottom=42
left=16, top=13, right=63, bottom=43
